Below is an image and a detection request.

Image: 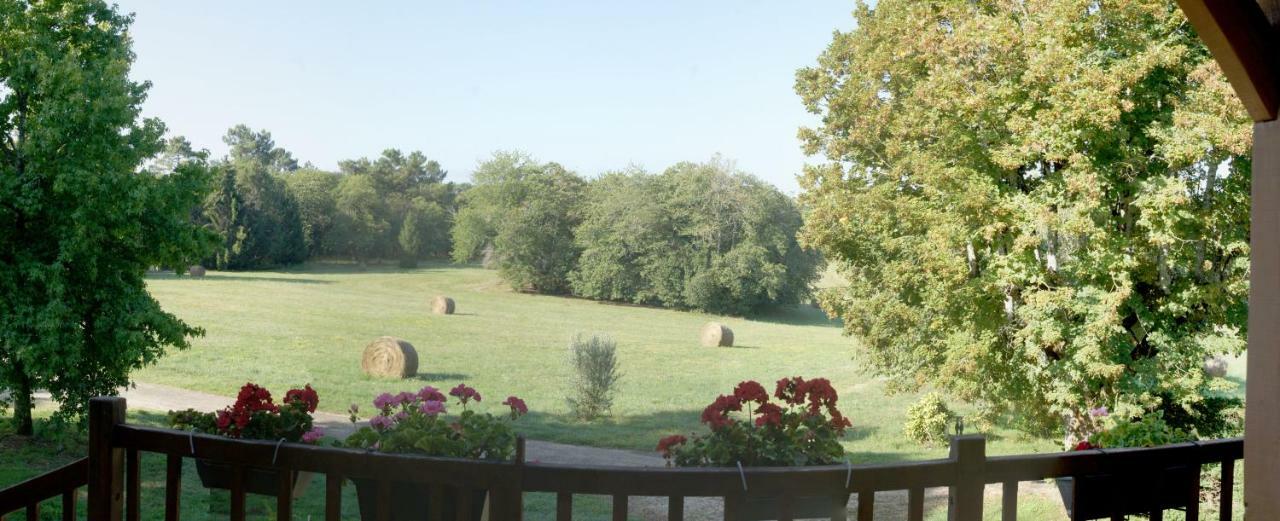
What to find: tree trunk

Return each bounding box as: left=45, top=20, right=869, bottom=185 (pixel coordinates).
left=11, top=363, right=34, bottom=436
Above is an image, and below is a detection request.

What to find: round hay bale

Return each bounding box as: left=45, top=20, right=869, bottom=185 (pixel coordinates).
left=700, top=322, right=734, bottom=347
left=361, top=336, right=419, bottom=379
left=1203, top=356, right=1229, bottom=378
left=431, top=296, right=456, bottom=315
left=188, top=265, right=206, bottom=277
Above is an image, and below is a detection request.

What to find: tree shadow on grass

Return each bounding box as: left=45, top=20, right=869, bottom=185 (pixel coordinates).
left=750, top=304, right=843, bottom=328
left=412, top=372, right=471, bottom=383
left=145, top=272, right=333, bottom=284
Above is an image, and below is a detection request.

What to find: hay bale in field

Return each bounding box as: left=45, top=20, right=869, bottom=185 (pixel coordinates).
left=700, top=322, right=734, bottom=347
left=361, top=336, right=419, bottom=378
left=431, top=296, right=456, bottom=315
left=188, top=265, right=206, bottom=277
left=1203, top=356, right=1229, bottom=378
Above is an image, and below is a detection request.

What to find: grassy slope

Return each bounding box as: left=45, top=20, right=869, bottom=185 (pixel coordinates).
left=137, top=261, right=1058, bottom=462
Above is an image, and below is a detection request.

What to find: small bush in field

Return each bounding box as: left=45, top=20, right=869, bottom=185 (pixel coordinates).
left=904, top=392, right=954, bottom=445
left=567, top=334, right=621, bottom=421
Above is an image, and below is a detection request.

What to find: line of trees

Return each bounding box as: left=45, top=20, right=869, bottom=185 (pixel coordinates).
left=169, top=136, right=821, bottom=316
left=451, top=152, right=822, bottom=315
left=157, top=126, right=461, bottom=270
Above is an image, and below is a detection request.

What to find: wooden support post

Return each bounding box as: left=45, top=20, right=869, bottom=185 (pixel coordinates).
left=88, top=397, right=126, bottom=521
left=1248, top=119, right=1280, bottom=520
left=948, top=435, right=985, bottom=521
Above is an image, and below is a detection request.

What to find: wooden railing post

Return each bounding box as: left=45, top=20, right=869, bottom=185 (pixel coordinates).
left=948, top=435, right=985, bottom=521
left=88, top=397, right=126, bottom=521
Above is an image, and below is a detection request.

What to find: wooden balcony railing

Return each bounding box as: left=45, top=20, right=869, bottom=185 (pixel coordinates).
left=0, top=396, right=1246, bottom=520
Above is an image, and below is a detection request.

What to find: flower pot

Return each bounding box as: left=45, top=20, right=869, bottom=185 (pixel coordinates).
left=194, top=460, right=313, bottom=498
left=1056, top=465, right=1199, bottom=520
left=352, top=478, right=489, bottom=521
left=741, top=493, right=851, bottom=521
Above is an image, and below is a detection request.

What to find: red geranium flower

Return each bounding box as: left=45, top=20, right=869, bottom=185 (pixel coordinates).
left=754, top=403, right=784, bottom=427
left=733, top=380, right=769, bottom=404
left=775, top=376, right=807, bottom=405
left=502, top=396, right=528, bottom=416
left=284, top=384, right=319, bottom=413
left=700, top=395, right=743, bottom=430
left=1073, top=441, right=1096, bottom=451
left=656, top=434, right=687, bottom=458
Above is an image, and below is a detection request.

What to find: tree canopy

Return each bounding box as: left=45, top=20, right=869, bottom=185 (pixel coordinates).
left=0, top=0, right=217, bottom=434
left=796, top=0, right=1251, bottom=439
left=572, top=158, right=820, bottom=315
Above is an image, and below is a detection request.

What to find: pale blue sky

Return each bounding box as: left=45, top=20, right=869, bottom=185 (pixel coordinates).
left=116, top=2, right=856, bottom=193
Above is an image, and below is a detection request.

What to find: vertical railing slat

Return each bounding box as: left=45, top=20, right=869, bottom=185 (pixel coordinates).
left=777, top=494, right=793, bottom=521
left=164, top=455, right=181, bottom=521
left=1002, top=481, right=1017, bottom=521
left=325, top=473, right=342, bottom=521
left=229, top=465, right=245, bottom=521
left=908, top=487, right=925, bottom=521
left=125, top=448, right=140, bottom=521
left=723, top=494, right=744, bottom=521
left=948, top=435, right=985, bottom=521
left=454, top=487, right=473, bottom=521
left=856, top=490, right=874, bottom=521
left=1220, top=459, right=1235, bottom=521
left=428, top=485, right=444, bottom=521
left=555, top=492, right=572, bottom=521
left=1187, top=464, right=1202, bottom=521
left=375, top=480, right=391, bottom=521
left=229, top=465, right=246, bottom=521
left=612, top=494, right=627, bottom=521
left=1151, top=509, right=1164, bottom=521
left=23, top=504, right=36, bottom=521
left=668, top=495, right=684, bottom=521
left=276, top=467, right=293, bottom=521
left=61, top=488, right=76, bottom=521
left=88, top=397, right=126, bottom=521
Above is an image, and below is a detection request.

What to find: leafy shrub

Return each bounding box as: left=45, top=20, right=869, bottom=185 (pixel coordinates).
left=1156, top=393, right=1244, bottom=439
left=658, top=377, right=851, bottom=466
left=1087, top=413, right=1190, bottom=449
left=566, top=334, right=622, bottom=421
left=570, top=159, right=822, bottom=315
left=903, top=392, right=954, bottom=445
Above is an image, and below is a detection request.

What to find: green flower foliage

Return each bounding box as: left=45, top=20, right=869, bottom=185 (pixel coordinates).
left=0, top=0, right=218, bottom=434
left=1090, top=413, right=1189, bottom=449
left=796, top=0, right=1251, bottom=438
left=903, top=392, right=955, bottom=445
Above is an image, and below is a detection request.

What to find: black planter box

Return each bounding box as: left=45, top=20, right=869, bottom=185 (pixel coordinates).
left=742, top=493, right=851, bottom=521
left=1057, top=465, right=1199, bottom=520
left=352, top=478, right=489, bottom=521
left=194, top=460, right=313, bottom=498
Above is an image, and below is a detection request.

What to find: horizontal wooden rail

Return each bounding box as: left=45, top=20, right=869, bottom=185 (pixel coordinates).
left=0, top=458, right=86, bottom=520
left=0, top=397, right=1247, bottom=521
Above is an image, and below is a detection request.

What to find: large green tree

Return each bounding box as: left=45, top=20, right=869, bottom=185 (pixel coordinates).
left=572, top=159, right=821, bottom=315
left=452, top=152, right=584, bottom=293
left=199, top=125, right=305, bottom=269
left=0, top=0, right=216, bottom=434
left=796, top=0, right=1251, bottom=439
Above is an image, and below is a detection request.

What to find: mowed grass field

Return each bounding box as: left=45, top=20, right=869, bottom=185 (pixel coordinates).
left=137, top=261, right=1059, bottom=461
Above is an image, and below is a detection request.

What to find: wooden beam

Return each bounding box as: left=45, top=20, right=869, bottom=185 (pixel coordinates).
left=1176, top=0, right=1280, bottom=122
left=1246, top=119, right=1280, bottom=520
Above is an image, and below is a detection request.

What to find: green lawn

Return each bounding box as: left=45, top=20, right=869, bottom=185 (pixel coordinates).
left=8, top=260, right=1247, bottom=520
left=136, top=261, right=1058, bottom=461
